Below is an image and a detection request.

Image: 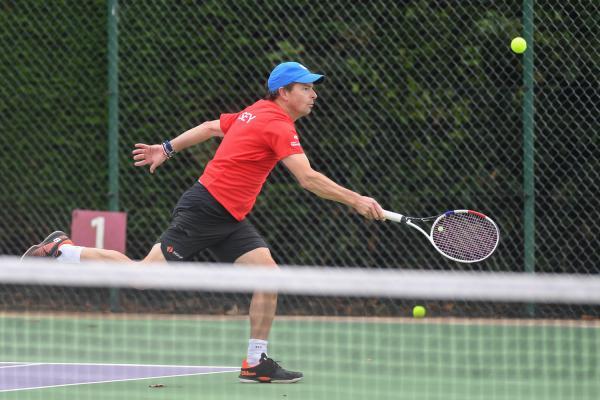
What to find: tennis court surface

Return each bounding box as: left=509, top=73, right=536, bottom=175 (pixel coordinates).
left=1, top=259, right=599, bottom=400
left=0, top=361, right=237, bottom=392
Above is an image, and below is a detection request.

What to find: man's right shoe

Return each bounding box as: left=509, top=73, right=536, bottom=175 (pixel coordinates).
left=239, top=353, right=303, bottom=383
left=20, top=231, right=72, bottom=261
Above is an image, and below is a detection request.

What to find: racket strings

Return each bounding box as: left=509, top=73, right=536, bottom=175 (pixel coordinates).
left=432, top=213, right=498, bottom=262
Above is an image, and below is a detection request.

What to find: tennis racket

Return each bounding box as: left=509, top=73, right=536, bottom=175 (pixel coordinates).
left=383, top=209, right=499, bottom=263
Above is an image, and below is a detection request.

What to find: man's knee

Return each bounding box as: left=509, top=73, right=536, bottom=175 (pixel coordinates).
left=235, top=247, right=278, bottom=267
left=141, top=243, right=167, bottom=263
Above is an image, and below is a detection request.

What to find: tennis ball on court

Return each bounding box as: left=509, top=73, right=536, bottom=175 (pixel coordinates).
left=413, top=305, right=426, bottom=318
left=511, top=37, right=527, bottom=54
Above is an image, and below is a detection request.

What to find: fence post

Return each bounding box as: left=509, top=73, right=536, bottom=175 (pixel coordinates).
left=522, top=0, right=535, bottom=315
left=107, top=0, right=120, bottom=312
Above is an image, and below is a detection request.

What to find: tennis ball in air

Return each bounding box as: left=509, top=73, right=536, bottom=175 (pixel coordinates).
left=413, top=305, right=426, bottom=318
left=511, top=37, right=527, bottom=54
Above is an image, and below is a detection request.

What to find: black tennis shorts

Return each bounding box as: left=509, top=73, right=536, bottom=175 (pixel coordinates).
left=158, top=182, right=269, bottom=262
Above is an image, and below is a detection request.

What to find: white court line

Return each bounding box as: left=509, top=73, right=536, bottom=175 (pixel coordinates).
left=0, top=363, right=43, bottom=369
left=0, top=366, right=239, bottom=393
left=0, top=361, right=237, bottom=369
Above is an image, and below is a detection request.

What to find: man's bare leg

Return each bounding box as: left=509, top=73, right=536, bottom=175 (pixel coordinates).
left=81, top=248, right=131, bottom=261
left=141, top=243, right=167, bottom=262
left=235, top=247, right=278, bottom=340
left=21, top=230, right=167, bottom=263
left=82, top=242, right=167, bottom=262
left=236, top=247, right=303, bottom=383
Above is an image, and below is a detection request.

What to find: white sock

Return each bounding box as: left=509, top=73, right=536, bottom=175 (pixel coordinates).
left=56, top=244, right=83, bottom=263
left=247, top=339, right=268, bottom=366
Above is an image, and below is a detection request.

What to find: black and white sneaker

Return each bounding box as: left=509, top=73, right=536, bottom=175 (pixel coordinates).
left=239, top=353, right=303, bottom=383
left=20, top=231, right=72, bottom=261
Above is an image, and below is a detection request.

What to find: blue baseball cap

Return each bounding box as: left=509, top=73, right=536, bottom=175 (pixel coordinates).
left=267, top=62, right=325, bottom=92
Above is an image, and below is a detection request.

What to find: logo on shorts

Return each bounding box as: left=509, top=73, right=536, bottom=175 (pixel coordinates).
left=166, top=245, right=183, bottom=259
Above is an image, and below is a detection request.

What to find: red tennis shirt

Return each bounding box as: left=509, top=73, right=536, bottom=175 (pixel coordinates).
left=199, top=100, right=304, bottom=221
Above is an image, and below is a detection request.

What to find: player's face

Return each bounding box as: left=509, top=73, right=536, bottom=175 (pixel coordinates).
left=287, top=83, right=317, bottom=118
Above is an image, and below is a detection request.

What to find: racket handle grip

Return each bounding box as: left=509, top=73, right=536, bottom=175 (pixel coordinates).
left=383, top=210, right=405, bottom=223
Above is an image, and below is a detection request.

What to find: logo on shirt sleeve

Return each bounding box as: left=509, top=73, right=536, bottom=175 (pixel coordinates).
left=290, top=134, right=301, bottom=147
left=238, top=112, right=256, bottom=123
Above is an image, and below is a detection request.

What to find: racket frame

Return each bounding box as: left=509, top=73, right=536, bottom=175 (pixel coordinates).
left=383, top=209, right=499, bottom=263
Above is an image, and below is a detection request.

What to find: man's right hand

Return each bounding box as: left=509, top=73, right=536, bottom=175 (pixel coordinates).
left=352, top=196, right=386, bottom=221
left=132, top=143, right=168, bottom=174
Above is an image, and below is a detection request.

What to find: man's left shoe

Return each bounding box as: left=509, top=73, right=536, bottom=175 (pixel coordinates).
left=239, top=353, right=303, bottom=383
left=20, top=231, right=72, bottom=261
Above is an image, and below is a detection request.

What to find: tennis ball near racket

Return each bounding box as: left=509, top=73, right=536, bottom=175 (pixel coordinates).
left=511, top=37, right=527, bottom=54
left=413, top=305, right=426, bottom=318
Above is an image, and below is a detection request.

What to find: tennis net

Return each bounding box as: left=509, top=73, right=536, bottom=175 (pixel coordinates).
left=1, top=257, right=599, bottom=399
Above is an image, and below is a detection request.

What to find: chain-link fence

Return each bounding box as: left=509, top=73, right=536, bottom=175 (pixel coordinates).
left=1, top=1, right=598, bottom=277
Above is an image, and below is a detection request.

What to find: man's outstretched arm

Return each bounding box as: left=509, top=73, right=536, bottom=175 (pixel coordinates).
left=132, top=120, right=223, bottom=173
left=170, top=119, right=224, bottom=150
left=282, top=153, right=384, bottom=220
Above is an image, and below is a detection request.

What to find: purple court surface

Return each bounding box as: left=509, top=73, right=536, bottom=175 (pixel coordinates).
left=0, top=362, right=238, bottom=392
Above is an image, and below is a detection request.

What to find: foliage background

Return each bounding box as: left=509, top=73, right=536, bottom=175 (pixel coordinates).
left=1, top=1, right=598, bottom=276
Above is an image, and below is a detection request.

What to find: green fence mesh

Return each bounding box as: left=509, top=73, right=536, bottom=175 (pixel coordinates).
left=1, top=1, right=598, bottom=276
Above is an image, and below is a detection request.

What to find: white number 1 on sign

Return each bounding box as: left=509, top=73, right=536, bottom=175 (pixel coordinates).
left=90, top=216, right=106, bottom=249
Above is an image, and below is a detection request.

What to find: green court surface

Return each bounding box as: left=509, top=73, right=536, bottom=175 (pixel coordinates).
left=1, top=314, right=599, bottom=400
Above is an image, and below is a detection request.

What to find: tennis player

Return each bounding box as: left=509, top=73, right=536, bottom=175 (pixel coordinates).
left=22, top=61, right=385, bottom=383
